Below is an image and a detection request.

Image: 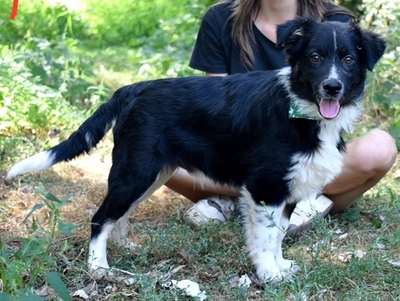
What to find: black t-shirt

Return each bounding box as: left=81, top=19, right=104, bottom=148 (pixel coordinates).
left=189, top=2, right=352, bottom=74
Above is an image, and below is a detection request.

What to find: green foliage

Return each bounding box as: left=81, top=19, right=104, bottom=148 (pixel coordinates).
left=45, top=272, right=72, bottom=301
left=337, top=0, right=363, bottom=16
left=0, top=52, right=84, bottom=136
left=82, top=0, right=210, bottom=48
left=0, top=0, right=87, bottom=43
left=0, top=0, right=109, bottom=167
left=359, top=0, right=400, bottom=147
left=0, top=188, right=75, bottom=299
left=0, top=0, right=210, bottom=162
left=80, top=0, right=211, bottom=79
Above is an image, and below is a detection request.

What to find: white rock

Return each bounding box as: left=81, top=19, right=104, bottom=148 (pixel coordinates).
left=238, top=274, right=252, bottom=288
left=176, top=280, right=207, bottom=300
left=229, top=274, right=252, bottom=288
left=354, top=250, right=366, bottom=259
left=387, top=259, right=400, bottom=267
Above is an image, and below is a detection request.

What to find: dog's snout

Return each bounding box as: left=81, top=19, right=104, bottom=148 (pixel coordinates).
left=323, top=79, right=342, bottom=97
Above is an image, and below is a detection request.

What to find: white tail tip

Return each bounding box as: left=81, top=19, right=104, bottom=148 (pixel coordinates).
left=6, top=151, right=55, bottom=180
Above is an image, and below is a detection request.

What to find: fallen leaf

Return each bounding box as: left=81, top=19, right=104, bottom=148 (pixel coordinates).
left=354, top=250, right=366, bottom=259
left=72, top=289, right=89, bottom=300
left=338, top=252, right=353, bottom=263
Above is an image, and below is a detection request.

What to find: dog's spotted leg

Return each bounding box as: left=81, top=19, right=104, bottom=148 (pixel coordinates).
left=274, top=203, right=300, bottom=276
left=240, top=189, right=299, bottom=283
left=110, top=210, right=142, bottom=252
left=109, top=213, right=128, bottom=246
left=88, top=168, right=174, bottom=278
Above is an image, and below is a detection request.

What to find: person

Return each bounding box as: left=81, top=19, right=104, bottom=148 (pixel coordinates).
left=164, top=0, right=397, bottom=233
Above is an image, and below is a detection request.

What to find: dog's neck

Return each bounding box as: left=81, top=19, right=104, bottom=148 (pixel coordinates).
left=288, top=99, right=318, bottom=120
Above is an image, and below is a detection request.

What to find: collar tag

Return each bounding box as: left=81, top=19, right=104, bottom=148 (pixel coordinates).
left=289, top=99, right=317, bottom=120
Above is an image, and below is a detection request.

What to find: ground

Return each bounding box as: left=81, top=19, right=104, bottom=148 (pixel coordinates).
left=1, top=137, right=400, bottom=300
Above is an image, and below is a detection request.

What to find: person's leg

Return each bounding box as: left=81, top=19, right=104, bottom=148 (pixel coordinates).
left=165, top=168, right=240, bottom=226
left=289, top=130, right=396, bottom=235
left=166, top=130, right=397, bottom=229
left=325, top=130, right=397, bottom=213
left=165, top=168, right=240, bottom=202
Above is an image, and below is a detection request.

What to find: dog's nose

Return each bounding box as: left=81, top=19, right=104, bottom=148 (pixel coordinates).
left=323, top=79, right=342, bottom=97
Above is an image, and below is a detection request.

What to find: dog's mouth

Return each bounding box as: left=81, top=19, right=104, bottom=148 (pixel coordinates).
left=319, top=98, right=340, bottom=119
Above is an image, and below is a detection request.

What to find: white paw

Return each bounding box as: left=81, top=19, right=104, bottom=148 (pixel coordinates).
left=88, top=249, right=111, bottom=279
left=91, top=267, right=114, bottom=279
left=256, top=265, right=284, bottom=283
left=277, top=259, right=300, bottom=274
left=256, top=261, right=300, bottom=283
left=124, top=241, right=143, bottom=252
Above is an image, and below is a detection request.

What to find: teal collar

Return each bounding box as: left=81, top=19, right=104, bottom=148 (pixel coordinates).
left=288, top=99, right=318, bottom=120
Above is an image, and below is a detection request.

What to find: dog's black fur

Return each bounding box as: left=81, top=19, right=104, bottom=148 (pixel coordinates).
left=7, top=18, right=386, bottom=282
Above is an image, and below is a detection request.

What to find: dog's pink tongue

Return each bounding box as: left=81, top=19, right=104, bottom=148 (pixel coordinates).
left=320, top=99, right=340, bottom=119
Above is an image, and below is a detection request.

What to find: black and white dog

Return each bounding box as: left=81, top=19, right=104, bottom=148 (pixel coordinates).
left=7, top=18, right=385, bottom=282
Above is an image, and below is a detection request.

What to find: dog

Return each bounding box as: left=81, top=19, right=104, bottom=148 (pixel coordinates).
left=7, top=18, right=385, bottom=282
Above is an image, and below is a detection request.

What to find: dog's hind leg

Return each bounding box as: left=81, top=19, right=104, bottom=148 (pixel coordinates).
left=240, top=189, right=299, bottom=283
left=88, top=164, right=173, bottom=278
left=109, top=169, right=172, bottom=248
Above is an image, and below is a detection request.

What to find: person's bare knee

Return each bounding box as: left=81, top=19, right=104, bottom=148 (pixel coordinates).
left=325, top=130, right=396, bottom=213
left=346, top=130, right=396, bottom=176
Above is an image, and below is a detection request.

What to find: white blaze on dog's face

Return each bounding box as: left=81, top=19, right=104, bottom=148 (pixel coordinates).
left=277, top=18, right=386, bottom=120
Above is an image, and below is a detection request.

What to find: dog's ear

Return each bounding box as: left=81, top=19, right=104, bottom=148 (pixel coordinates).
left=356, top=28, right=386, bottom=71
left=276, top=18, right=317, bottom=48
left=276, top=18, right=317, bottom=61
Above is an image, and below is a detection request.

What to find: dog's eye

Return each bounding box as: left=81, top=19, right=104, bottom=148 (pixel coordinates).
left=343, top=55, right=354, bottom=65
left=310, top=54, right=322, bottom=63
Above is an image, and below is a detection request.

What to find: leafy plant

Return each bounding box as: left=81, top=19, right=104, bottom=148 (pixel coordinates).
left=0, top=0, right=87, bottom=44
left=0, top=187, right=76, bottom=299
left=359, top=0, right=400, bottom=147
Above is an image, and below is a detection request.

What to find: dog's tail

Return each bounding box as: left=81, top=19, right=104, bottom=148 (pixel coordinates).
left=6, top=86, right=131, bottom=180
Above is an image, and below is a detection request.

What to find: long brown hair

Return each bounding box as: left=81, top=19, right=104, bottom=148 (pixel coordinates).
left=219, top=0, right=356, bottom=69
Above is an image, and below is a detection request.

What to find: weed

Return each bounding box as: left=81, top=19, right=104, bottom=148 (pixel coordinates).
left=0, top=187, right=77, bottom=300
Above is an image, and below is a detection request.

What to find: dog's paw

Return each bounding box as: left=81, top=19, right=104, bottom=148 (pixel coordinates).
left=256, top=261, right=300, bottom=284
left=124, top=241, right=143, bottom=253
left=91, top=267, right=114, bottom=279
left=88, top=255, right=112, bottom=279
left=277, top=259, right=300, bottom=274
left=256, top=265, right=285, bottom=283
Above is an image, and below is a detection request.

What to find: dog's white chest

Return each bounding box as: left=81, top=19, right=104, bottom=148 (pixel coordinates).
left=285, top=125, right=343, bottom=202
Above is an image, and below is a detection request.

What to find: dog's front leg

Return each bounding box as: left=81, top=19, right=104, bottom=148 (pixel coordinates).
left=241, top=190, right=299, bottom=282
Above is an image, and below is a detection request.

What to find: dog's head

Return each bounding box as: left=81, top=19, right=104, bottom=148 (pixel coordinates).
left=277, top=18, right=386, bottom=120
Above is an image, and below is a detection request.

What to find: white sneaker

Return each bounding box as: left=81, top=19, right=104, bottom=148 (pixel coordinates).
left=184, top=196, right=235, bottom=228
left=287, top=194, right=333, bottom=236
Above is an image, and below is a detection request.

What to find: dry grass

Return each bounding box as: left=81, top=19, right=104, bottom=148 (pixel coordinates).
left=1, top=144, right=191, bottom=243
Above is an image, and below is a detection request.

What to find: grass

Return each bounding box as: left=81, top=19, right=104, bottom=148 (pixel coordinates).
left=1, top=137, right=400, bottom=300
